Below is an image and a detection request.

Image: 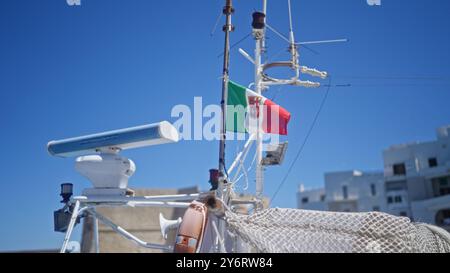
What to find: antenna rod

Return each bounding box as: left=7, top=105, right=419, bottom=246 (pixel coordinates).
left=287, top=0, right=295, bottom=43
left=218, top=0, right=234, bottom=195
left=262, top=0, right=267, bottom=50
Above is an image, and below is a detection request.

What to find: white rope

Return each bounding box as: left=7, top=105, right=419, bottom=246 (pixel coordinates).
left=232, top=152, right=256, bottom=191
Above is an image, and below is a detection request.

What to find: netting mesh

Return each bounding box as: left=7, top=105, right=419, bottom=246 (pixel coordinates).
left=225, top=208, right=450, bottom=253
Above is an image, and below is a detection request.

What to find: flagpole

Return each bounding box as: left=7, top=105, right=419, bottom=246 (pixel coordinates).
left=216, top=0, right=234, bottom=253
left=218, top=0, right=233, bottom=190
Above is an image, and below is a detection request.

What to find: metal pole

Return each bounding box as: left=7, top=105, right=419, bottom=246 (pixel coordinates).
left=255, top=35, right=264, bottom=201
left=75, top=196, right=192, bottom=208
left=263, top=0, right=267, bottom=16
left=87, top=209, right=172, bottom=251
left=228, top=134, right=256, bottom=174
left=92, top=208, right=99, bottom=253
left=218, top=0, right=234, bottom=186
left=60, top=200, right=80, bottom=253
left=217, top=0, right=234, bottom=253
left=253, top=5, right=266, bottom=202
left=262, top=0, right=267, bottom=50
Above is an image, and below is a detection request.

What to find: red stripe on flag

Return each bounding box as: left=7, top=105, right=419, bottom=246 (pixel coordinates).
left=248, top=96, right=291, bottom=135
left=263, top=99, right=291, bottom=135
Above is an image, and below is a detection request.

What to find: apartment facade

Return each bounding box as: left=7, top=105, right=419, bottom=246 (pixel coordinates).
left=297, top=125, right=450, bottom=230
left=298, top=170, right=385, bottom=213
left=383, top=125, right=450, bottom=227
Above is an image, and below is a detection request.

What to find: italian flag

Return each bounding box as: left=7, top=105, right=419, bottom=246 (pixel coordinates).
left=226, top=80, right=291, bottom=135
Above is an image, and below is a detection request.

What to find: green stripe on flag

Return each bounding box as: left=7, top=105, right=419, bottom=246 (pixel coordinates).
left=226, top=81, right=248, bottom=133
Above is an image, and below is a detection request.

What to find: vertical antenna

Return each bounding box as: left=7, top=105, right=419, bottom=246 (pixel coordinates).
left=262, top=0, right=267, bottom=50
left=287, top=0, right=298, bottom=69
left=287, top=0, right=294, bottom=43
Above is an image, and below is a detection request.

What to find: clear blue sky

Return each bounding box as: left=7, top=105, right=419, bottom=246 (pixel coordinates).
left=1, top=0, right=449, bottom=251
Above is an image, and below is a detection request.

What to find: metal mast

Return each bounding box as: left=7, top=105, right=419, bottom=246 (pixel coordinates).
left=253, top=1, right=267, bottom=202
left=218, top=0, right=234, bottom=193
left=251, top=0, right=330, bottom=203
left=215, top=0, right=234, bottom=253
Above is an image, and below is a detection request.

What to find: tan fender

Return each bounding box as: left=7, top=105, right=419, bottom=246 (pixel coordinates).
left=174, top=200, right=208, bottom=253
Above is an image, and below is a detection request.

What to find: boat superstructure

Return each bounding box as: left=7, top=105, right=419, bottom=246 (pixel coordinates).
left=48, top=0, right=338, bottom=254
left=48, top=0, right=450, bottom=254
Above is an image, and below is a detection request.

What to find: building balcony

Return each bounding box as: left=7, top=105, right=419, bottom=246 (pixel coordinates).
left=411, top=195, right=450, bottom=228
left=422, top=163, right=450, bottom=180
left=326, top=193, right=358, bottom=203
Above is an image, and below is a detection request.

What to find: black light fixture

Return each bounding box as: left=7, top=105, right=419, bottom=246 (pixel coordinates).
left=60, top=183, right=73, bottom=203
left=252, top=12, right=266, bottom=30
left=54, top=209, right=71, bottom=233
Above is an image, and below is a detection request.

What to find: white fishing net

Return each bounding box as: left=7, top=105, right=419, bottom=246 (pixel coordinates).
left=225, top=208, right=450, bottom=253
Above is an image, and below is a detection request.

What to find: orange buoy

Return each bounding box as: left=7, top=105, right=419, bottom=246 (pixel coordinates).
left=174, top=201, right=208, bottom=253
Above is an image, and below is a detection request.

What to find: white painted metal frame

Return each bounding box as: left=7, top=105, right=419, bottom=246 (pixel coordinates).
left=234, top=0, right=329, bottom=209
left=59, top=194, right=197, bottom=253
left=228, top=134, right=256, bottom=175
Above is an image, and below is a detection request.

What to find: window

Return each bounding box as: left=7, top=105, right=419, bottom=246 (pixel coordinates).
left=342, top=186, right=348, bottom=200
left=373, top=206, right=380, bottom=212
left=432, top=177, right=450, bottom=197
left=439, top=178, right=449, bottom=187
left=428, top=158, right=438, bottom=168
left=439, top=177, right=450, bottom=196
left=387, top=195, right=403, bottom=204
left=393, top=163, right=406, bottom=176
left=301, top=197, right=309, bottom=204
left=440, top=187, right=450, bottom=196
left=400, top=212, right=408, bottom=217
left=435, top=209, right=450, bottom=226
left=320, top=195, right=326, bottom=202
left=370, top=184, right=377, bottom=196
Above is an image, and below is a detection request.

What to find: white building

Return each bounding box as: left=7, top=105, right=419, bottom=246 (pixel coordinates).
left=325, top=171, right=385, bottom=213
left=297, top=125, right=450, bottom=231
left=298, top=170, right=385, bottom=213
left=297, top=185, right=326, bottom=211
left=383, top=125, right=450, bottom=228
